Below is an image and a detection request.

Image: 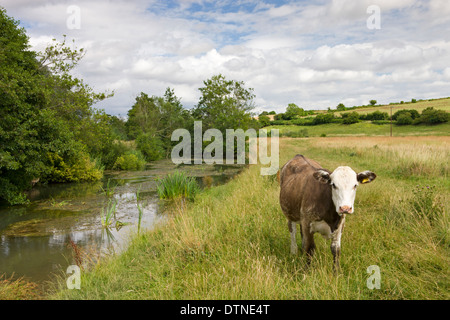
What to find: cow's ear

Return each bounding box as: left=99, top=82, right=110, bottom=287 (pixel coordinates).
left=357, top=171, right=377, bottom=184
left=313, top=169, right=331, bottom=184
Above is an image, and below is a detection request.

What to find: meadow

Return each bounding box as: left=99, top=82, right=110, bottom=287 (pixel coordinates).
left=51, top=135, right=449, bottom=300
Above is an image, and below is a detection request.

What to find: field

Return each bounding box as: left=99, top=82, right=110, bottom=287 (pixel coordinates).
left=319, top=97, right=450, bottom=115
left=51, top=136, right=449, bottom=300
left=266, top=97, right=450, bottom=138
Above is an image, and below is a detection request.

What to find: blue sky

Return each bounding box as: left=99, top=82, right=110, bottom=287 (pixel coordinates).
left=2, top=0, right=450, bottom=115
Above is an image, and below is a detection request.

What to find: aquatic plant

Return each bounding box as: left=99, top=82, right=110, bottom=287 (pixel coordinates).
left=156, top=171, right=199, bottom=201
left=100, top=198, right=117, bottom=228
left=136, top=187, right=147, bottom=234
left=101, top=179, right=117, bottom=197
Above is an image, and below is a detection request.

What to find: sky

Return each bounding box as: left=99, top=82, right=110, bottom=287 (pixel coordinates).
left=1, top=0, right=450, bottom=116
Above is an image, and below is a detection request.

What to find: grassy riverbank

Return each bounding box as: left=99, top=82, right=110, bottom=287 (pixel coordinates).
left=50, top=135, right=449, bottom=300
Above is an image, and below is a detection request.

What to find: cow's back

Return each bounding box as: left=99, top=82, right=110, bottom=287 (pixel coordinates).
left=279, top=155, right=333, bottom=223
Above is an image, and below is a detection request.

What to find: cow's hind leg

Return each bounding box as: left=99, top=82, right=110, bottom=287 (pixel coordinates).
left=288, top=220, right=298, bottom=255
left=300, top=222, right=316, bottom=266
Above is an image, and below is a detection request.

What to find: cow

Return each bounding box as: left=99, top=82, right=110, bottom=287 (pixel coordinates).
left=279, top=154, right=376, bottom=271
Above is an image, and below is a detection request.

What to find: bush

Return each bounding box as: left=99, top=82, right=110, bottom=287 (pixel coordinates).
left=313, top=113, right=334, bottom=125
left=392, top=109, right=420, bottom=121
left=136, top=132, right=165, bottom=161
left=396, top=113, right=413, bottom=125
left=414, top=107, right=449, bottom=125
left=113, top=151, right=146, bottom=171
left=44, top=152, right=103, bottom=183
left=342, top=112, right=359, bottom=124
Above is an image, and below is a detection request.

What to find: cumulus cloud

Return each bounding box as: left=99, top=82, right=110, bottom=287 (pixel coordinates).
left=2, top=0, right=450, bottom=115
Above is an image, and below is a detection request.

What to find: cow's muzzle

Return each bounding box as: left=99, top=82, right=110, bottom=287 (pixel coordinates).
left=339, top=206, right=353, bottom=214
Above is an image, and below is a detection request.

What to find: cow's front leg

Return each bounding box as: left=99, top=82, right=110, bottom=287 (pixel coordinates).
left=331, top=216, right=345, bottom=272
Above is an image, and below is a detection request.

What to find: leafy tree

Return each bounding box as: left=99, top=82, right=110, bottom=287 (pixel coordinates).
left=258, top=115, right=271, bottom=127
left=126, top=88, right=193, bottom=158
left=284, top=103, right=305, bottom=119
left=336, top=103, right=346, bottom=111
left=369, top=100, right=377, bottom=106
left=192, top=74, right=256, bottom=132
left=0, top=8, right=114, bottom=204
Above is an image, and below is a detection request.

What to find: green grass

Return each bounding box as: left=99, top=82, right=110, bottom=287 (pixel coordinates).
left=267, top=122, right=450, bottom=137
left=156, top=170, right=200, bottom=201
left=50, top=136, right=449, bottom=300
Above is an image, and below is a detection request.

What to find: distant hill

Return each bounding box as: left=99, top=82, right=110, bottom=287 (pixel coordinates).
left=317, top=97, right=450, bottom=116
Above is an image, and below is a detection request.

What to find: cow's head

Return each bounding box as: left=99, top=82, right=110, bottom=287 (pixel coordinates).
left=313, top=166, right=376, bottom=215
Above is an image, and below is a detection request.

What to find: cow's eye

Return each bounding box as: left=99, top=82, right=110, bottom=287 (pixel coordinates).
left=331, top=183, right=337, bottom=189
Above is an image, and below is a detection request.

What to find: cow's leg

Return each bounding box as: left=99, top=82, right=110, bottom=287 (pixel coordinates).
left=331, top=216, right=346, bottom=273
left=288, top=220, right=298, bottom=255
left=300, top=221, right=315, bottom=265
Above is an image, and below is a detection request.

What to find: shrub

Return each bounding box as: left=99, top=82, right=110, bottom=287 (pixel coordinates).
left=113, top=151, right=146, bottom=171
left=342, top=112, right=359, bottom=124
left=136, top=132, right=165, bottom=161
left=396, top=113, right=413, bottom=125
left=44, top=152, right=103, bottom=183
left=156, top=171, right=199, bottom=201
left=313, top=113, right=334, bottom=125
left=414, top=107, right=449, bottom=125
left=392, top=109, right=420, bottom=121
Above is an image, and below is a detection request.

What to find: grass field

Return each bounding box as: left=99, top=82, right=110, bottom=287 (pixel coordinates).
left=268, top=97, right=450, bottom=137
left=267, top=122, right=450, bottom=137
left=319, top=97, right=450, bottom=115
left=50, top=136, right=449, bottom=300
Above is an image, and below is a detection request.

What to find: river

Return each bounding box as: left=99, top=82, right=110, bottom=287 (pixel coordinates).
left=0, top=159, right=243, bottom=288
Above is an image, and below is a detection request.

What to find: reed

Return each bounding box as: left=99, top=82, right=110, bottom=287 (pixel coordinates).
left=100, top=198, right=117, bottom=228
left=156, top=171, right=199, bottom=201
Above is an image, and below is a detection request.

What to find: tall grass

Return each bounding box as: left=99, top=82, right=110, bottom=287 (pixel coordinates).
left=52, top=136, right=449, bottom=300
left=100, top=198, right=117, bottom=228
left=156, top=171, right=199, bottom=201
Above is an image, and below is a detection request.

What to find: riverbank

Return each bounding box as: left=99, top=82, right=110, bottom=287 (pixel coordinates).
left=48, top=136, right=449, bottom=300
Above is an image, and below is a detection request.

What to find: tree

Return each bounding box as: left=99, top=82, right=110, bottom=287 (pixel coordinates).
left=284, top=103, right=305, bottom=120
left=369, top=100, right=377, bottom=106
left=126, top=88, right=193, bottom=159
left=336, top=103, right=346, bottom=111
left=258, top=115, right=271, bottom=127
left=192, top=74, right=256, bottom=132
left=0, top=8, right=114, bottom=204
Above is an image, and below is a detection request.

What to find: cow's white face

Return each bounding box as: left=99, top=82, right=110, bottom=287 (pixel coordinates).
left=313, top=166, right=376, bottom=215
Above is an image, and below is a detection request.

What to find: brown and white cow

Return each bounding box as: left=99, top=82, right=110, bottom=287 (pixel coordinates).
left=279, top=154, right=376, bottom=270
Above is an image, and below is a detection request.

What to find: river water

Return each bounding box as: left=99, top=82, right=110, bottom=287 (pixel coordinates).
left=0, top=159, right=243, bottom=286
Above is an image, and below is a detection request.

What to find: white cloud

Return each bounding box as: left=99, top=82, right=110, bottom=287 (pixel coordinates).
left=1, top=0, right=450, bottom=114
